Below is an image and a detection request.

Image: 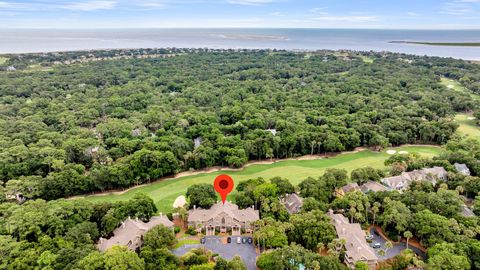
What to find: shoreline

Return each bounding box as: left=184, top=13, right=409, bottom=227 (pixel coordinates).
left=390, top=40, right=480, bottom=47
left=0, top=46, right=479, bottom=62
left=69, top=144, right=440, bottom=199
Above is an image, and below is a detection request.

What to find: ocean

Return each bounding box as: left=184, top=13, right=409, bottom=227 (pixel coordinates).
left=0, top=28, right=479, bottom=60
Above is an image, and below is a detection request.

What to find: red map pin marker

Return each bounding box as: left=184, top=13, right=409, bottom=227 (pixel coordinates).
left=214, top=174, right=234, bottom=204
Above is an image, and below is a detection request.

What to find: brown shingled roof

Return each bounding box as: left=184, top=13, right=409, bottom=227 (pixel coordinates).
left=97, top=215, right=174, bottom=252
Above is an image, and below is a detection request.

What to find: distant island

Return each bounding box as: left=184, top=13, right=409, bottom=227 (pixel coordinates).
left=390, top=40, right=480, bottom=47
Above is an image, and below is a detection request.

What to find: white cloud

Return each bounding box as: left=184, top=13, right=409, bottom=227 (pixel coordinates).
left=407, top=12, right=419, bottom=16
left=227, top=0, right=275, bottom=6
left=62, top=1, right=117, bottom=11
left=313, top=15, right=378, bottom=22
left=440, top=0, right=479, bottom=15
left=310, top=7, right=328, bottom=15
left=0, top=1, right=40, bottom=11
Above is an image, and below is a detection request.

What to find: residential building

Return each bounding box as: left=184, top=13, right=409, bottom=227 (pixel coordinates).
left=328, top=211, right=378, bottom=269
left=97, top=215, right=174, bottom=252
left=461, top=204, right=476, bottom=217
left=382, top=167, right=448, bottom=191
left=187, top=201, right=259, bottom=235
left=265, top=129, right=277, bottom=136
left=335, top=183, right=360, bottom=197
left=194, top=137, right=203, bottom=148
left=281, top=193, right=303, bottom=214
left=454, top=163, right=471, bottom=176
left=360, top=181, right=389, bottom=193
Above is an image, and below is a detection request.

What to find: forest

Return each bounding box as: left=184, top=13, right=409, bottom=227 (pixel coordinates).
left=1, top=49, right=480, bottom=269
left=1, top=49, right=479, bottom=201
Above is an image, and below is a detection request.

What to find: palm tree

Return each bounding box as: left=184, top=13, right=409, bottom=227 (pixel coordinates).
left=310, top=140, right=317, bottom=155
left=377, top=249, right=386, bottom=257
left=456, top=185, right=465, bottom=195
left=365, top=201, right=371, bottom=224
left=404, top=231, right=413, bottom=249
left=327, top=238, right=346, bottom=258
left=372, top=202, right=381, bottom=225
left=384, top=241, right=393, bottom=257
left=317, top=243, right=325, bottom=253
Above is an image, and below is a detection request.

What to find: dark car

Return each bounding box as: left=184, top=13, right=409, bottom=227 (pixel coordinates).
left=247, top=237, right=253, bottom=244
left=200, top=237, right=205, bottom=244
left=242, top=237, right=247, bottom=244
left=227, top=237, right=231, bottom=243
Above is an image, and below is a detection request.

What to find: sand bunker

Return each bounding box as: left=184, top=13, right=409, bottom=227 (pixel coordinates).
left=173, top=195, right=187, bottom=208
left=386, top=150, right=397, bottom=155
left=399, top=151, right=409, bottom=154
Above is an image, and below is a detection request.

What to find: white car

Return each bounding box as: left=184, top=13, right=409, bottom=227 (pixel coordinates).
left=236, top=237, right=241, bottom=244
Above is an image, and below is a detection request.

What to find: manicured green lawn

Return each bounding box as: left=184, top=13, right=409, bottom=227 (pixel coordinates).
left=455, top=113, right=480, bottom=140
left=173, top=238, right=199, bottom=249
left=25, top=64, right=54, bottom=72
left=81, top=146, right=441, bottom=213
left=0, top=57, right=8, bottom=65
left=440, top=77, right=480, bottom=100
left=359, top=55, right=374, bottom=63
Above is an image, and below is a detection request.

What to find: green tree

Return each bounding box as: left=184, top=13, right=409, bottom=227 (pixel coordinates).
left=288, top=210, right=336, bottom=250
left=404, top=231, right=413, bottom=249
left=350, top=167, right=384, bottom=184
left=270, top=177, right=294, bottom=195
left=186, top=184, right=217, bottom=209
left=427, top=243, right=471, bottom=270
left=355, top=261, right=369, bottom=270
left=139, top=247, right=180, bottom=270
left=103, top=246, right=145, bottom=270
left=142, top=225, right=177, bottom=249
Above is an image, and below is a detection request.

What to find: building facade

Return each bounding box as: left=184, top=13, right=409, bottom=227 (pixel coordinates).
left=97, top=215, right=174, bottom=252
left=382, top=167, right=448, bottom=191
left=328, top=211, right=378, bottom=270
left=281, top=193, right=303, bottom=214
left=187, top=201, right=259, bottom=235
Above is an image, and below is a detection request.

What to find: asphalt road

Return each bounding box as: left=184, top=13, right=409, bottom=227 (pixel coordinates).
left=172, top=236, right=258, bottom=270
left=369, top=228, right=426, bottom=260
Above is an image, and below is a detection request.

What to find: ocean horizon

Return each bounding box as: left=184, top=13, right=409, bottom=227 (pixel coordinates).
left=1, top=28, right=479, bottom=60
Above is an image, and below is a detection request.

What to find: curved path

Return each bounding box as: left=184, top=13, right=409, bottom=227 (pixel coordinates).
left=73, top=145, right=441, bottom=213
left=71, top=144, right=439, bottom=198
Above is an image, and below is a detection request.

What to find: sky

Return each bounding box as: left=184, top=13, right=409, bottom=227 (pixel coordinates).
left=0, top=0, right=479, bottom=29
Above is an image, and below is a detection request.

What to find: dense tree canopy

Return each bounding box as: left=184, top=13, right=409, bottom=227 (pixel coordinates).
left=1, top=49, right=480, bottom=270
left=1, top=49, right=477, bottom=200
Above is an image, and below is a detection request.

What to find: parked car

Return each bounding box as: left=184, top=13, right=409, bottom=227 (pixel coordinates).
left=247, top=237, right=253, bottom=244
left=200, top=237, right=205, bottom=244
left=242, top=237, right=247, bottom=244
left=227, top=237, right=231, bottom=243
left=236, top=237, right=241, bottom=244
left=373, top=243, right=381, bottom=249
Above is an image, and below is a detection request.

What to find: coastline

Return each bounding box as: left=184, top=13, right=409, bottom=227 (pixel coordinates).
left=390, top=40, right=480, bottom=47
left=1, top=29, right=480, bottom=60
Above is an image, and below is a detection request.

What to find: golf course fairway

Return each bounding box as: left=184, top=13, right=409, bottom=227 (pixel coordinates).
left=80, top=145, right=441, bottom=213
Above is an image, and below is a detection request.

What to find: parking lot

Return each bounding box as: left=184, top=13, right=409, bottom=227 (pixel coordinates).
left=172, top=236, right=258, bottom=270
left=369, top=228, right=426, bottom=260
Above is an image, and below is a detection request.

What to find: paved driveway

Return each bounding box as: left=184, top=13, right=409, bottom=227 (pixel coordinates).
left=172, top=236, right=258, bottom=270
left=369, top=228, right=426, bottom=260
